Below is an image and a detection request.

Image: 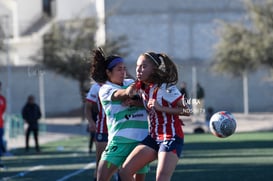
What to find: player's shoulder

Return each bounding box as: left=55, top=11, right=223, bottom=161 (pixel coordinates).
left=123, top=79, right=134, bottom=86
left=159, top=84, right=179, bottom=93
left=92, top=82, right=102, bottom=89
left=100, top=83, right=109, bottom=92
left=99, top=81, right=115, bottom=95
left=87, top=82, right=100, bottom=93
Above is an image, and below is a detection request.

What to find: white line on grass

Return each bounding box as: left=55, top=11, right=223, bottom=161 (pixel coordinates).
left=56, top=162, right=96, bottom=181
left=1, top=165, right=44, bottom=181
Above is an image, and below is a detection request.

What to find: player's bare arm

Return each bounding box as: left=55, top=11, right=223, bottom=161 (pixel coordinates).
left=148, top=99, right=190, bottom=116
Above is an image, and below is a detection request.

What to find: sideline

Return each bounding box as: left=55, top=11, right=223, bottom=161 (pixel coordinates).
left=1, top=165, right=44, bottom=181
left=56, top=162, right=96, bottom=181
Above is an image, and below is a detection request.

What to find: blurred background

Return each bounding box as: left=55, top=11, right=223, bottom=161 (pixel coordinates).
left=0, top=0, right=273, bottom=118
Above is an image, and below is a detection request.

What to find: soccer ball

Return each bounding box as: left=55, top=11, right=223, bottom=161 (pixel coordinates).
left=209, top=111, right=237, bottom=138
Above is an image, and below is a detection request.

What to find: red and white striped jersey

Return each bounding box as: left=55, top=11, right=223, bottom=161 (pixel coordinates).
left=140, top=83, right=183, bottom=141
left=86, top=83, right=107, bottom=134
left=0, top=94, right=6, bottom=128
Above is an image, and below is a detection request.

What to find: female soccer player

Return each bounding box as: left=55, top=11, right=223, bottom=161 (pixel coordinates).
left=92, top=48, right=149, bottom=181
left=119, top=51, right=190, bottom=181
left=85, top=81, right=107, bottom=181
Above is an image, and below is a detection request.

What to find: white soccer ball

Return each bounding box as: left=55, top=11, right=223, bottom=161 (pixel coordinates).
left=209, top=111, right=237, bottom=138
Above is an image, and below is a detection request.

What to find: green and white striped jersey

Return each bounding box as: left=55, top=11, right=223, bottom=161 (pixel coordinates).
left=99, top=79, right=148, bottom=143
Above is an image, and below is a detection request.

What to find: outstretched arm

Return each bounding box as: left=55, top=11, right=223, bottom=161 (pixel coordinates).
left=148, top=99, right=191, bottom=116
left=111, top=83, right=137, bottom=101
left=111, top=89, right=130, bottom=101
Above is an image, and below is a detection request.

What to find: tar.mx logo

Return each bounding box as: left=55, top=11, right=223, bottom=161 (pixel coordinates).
left=182, top=98, right=201, bottom=106
left=27, top=65, right=46, bottom=77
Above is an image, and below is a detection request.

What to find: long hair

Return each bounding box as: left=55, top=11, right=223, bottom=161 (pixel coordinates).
left=90, top=47, right=122, bottom=83
left=143, top=52, right=178, bottom=86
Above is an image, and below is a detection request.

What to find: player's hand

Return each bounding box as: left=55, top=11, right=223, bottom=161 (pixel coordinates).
left=147, top=99, right=160, bottom=110
left=126, top=83, right=137, bottom=97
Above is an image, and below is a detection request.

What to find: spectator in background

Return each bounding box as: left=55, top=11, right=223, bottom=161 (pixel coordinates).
left=205, top=107, right=214, bottom=131
left=179, top=81, right=188, bottom=100
left=196, top=82, right=205, bottom=114
left=22, top=95, right=41, bottom=153
left=0, top=81, right=6, bottom=168
left=197, top=82, right=205, bottom=100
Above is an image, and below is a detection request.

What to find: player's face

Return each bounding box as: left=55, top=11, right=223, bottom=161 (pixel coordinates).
left=136, top=55, right=155, bottom=83
left=108, top=62, right=126, bottom=85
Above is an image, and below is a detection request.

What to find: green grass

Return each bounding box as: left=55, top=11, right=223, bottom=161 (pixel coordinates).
left=1, top=132, right=273, bottom=181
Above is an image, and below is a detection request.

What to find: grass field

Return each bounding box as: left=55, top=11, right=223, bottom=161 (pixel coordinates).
left=1, top=131, right=273, bottom=181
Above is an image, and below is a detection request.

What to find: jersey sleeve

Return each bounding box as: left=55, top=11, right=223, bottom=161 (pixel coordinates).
left=160, top=85, right=182, bottom=105
left=99, top=79, right=134, bottom=101
left=86, top=83, right=100, bottom=103
left=99, top=84, right=118, bottom=102
left=123, top=79, right=135, bottom=87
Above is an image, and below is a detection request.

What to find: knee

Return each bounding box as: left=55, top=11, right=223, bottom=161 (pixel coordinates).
left=119, top=167, right=133, bottom=180
left=97, top=170, right=108, bottom=181
left=156, top=170, right=172, bottom=181
left=97, top=164, right=115, bottom=181
left=118, top=170, right=126, bottom=181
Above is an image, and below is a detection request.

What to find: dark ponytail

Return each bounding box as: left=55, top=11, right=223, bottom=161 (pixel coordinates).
left=91, top=47, right=123, bottom=83
left=91, top=48, right=107, bottom=83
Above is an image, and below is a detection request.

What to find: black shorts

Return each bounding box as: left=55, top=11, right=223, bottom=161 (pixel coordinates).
left=141, top=135, right=184, bottom=158
left=95, top=133, right=108, bottom=142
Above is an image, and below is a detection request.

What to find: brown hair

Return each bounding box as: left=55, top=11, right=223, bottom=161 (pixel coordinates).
left=143, top=52, right=178, bottom=86
left=90, top=47, right=123, bottom=83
